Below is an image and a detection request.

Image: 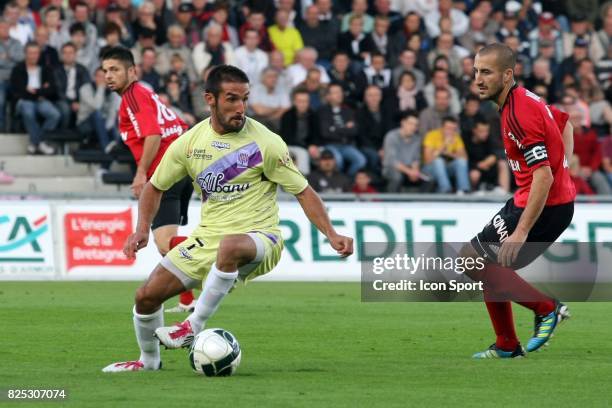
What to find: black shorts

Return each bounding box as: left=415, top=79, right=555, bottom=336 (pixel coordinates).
left=471, top=198, right=574, bottom=269
left=151, top=176, right=194, bottom=230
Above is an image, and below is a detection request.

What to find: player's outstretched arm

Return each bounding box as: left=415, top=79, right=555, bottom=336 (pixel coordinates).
left=295, top=186, right=354, bottom=258
left=123, top=182, right=164, bottom=259
left=498, top=166, right=553, bottom=267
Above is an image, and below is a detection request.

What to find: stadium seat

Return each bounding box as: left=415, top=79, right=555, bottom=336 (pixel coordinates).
left=101, top=171, right=133, bottom=186
left=72, top=149, right=114, bottom=165
left=45, top=129, right=83, bottom=155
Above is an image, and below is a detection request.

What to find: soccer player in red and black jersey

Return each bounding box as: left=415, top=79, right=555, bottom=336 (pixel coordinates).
left=462, top=43, right=576, bottom=358
left=101, top=47, right=196, bottom=313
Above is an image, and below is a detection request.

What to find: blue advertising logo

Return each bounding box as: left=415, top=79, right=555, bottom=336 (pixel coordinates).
left=0, top=215, right=49, bottom=262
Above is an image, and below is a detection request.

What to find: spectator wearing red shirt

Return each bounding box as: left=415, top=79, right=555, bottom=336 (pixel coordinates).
left=601, top=135, right=612, bottom=188
left=569, top=108, right=612, bottom=194
left=569, top=154, right=595, bottom=195
left=239, top=10, right=273, bottom=52
left=352, top=170, right=378, bottom=194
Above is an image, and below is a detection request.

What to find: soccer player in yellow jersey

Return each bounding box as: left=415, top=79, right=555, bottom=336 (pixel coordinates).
left=103, top=65, right=353, bottom=372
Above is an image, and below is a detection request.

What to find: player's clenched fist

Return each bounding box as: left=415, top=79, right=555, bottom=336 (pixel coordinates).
left=123, top=231, right=149, bottom=259
left=328, top=233, right=354, bottom=258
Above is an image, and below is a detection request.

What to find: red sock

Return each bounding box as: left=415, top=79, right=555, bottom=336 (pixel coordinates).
left=484, top=264, right=555, bottom=316
left=169, top=235, right=187, bottom=249
left=484, top=301, right=519, bottom=351
left=179, top=290, right=194, bottom=305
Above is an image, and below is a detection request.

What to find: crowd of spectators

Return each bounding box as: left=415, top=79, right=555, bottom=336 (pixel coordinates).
left=1, top=0, right=612, bottom=195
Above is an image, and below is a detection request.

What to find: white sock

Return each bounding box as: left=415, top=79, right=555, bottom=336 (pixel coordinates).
left=133, top=305, right=163, bottom=369
left=187, top=264, right=238, bottom=334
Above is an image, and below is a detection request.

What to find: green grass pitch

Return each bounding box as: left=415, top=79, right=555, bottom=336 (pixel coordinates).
left=1, top=281, right=611, bottom=407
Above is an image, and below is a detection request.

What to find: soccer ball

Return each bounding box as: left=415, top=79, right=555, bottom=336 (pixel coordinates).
left=188, top=328, right=242, bottom=377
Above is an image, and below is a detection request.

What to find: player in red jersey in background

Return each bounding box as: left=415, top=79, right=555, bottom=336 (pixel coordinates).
left=101, top=47, right=196, bottom=313
left=460, top=43, right=576, bottom=358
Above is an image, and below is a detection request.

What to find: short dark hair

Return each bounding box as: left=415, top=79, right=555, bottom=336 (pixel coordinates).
left=477, top=42, right=517, bottom=71
left=291, top=88, right=310, bottom=99
left=332, top=51, right=350, bottom=60
left=433, top=54, right=450, bottom=66
left=204, top=64, right=249, bottom=97
left=24, top=41, right=40, bottom=51
left=326, top=82, right=344, bottom=94
left=399, top=70, right=416, bottom=82
left=138, top=27, right=156, bottom=39
left=101, top=46, right=135, bottom=67
left=434, top=87, right=450, bottom=96
left=399, top=110, right=419, bottom=121
left=61, top=41, right=76, bottom=51
left=44, top=6, right=60, bottom=15
left=69, top=22, right=86, bottom=36
left=474, top=115, right=489, bottom=127
left=432, top=67, right=448, bottom=77
left=465, top=93, right=480, bottom=103
left=442, top=115, right=458, bottom=125
left=104, top=22, right=122, bottom=37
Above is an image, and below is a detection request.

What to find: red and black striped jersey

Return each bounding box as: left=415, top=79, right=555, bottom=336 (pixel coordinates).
left=118, top=82, right=188, bottom=179
left=500, top=85, right=576, bottom=207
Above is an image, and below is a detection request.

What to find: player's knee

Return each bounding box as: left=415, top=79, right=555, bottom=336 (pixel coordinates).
left=134, top=285, right=162, bottom=313
left=459, top=242, right=478, bottom=260
left=153, top=236, right=170, bottom=256
left=217, top=235, right=252, bottom=269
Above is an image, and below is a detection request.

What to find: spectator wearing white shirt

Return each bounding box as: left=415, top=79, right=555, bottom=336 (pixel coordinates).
left=362, top=52, right=392, bottom=91
left=425, top=0, right=468, bottom=39
left=4, top=2, right=33, bottom=46
left=249, top=67, right=291, bottom=132
left=396, top=0, right=437, bottom=16
left=233, top=28, right=268, bottom=84
left=42, top=6, right=70, bottom=52
left=66, top=2, right=98, bottom=54
left=267, top=49, right=292, bottom=94
left=287, top=47, right=330, bottom=87
left=15, top=0, right=37, bottom=39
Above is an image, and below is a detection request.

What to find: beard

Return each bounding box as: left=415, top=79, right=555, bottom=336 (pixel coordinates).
left=480, top=82, right=505, bottom=103
left=212, top=105, right=246, bottom=134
